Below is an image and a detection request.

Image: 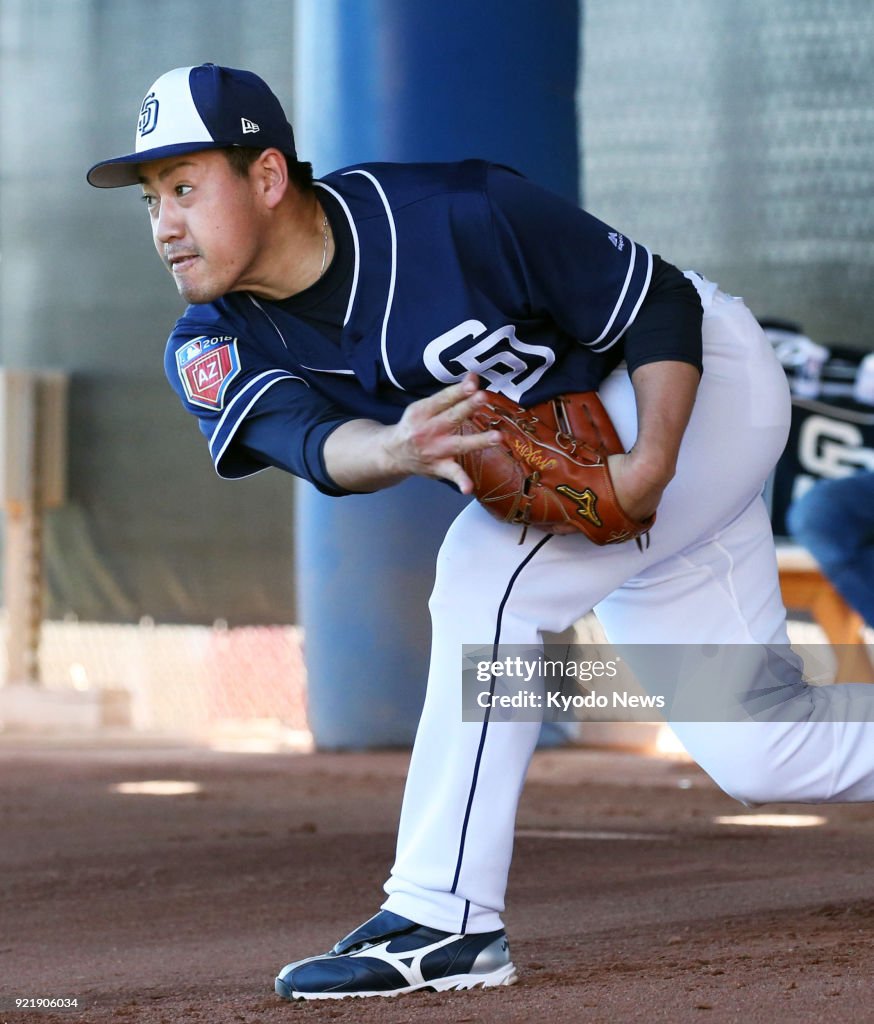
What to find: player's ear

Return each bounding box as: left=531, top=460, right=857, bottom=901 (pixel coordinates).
left=253, top=148, right=290, bottom=209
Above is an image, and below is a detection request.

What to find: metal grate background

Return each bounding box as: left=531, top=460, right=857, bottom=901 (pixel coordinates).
left=581, top=0, right=874, bottom=351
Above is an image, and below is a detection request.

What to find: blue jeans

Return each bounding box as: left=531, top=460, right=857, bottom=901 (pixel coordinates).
left=787, top=471, right=874, bottom=626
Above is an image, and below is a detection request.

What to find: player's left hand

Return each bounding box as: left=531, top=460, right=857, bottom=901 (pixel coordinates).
left=606, top=450, right=670, bottom=523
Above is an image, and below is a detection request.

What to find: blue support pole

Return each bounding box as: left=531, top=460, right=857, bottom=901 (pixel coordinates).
left=294, top=0, right=580, bottom=748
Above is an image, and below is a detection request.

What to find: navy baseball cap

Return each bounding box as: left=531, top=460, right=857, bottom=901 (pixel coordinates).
left=87, top=63, right=297, bottom=188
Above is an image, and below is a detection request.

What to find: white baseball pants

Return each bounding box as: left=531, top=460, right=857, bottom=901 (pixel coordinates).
left=382, top=277, right=874, bottom=934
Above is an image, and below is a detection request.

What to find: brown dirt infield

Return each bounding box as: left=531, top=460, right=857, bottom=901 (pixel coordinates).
left=3, top=738, right=874, bottom=1024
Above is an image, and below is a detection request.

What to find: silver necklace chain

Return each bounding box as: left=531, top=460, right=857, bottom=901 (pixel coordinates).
left=319, top=212, right=329, bottom=278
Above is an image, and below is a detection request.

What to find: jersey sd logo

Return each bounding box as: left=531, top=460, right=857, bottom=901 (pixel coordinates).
left=423, top=320, right=554, bottom=402
left=176, top=336, right=241, bottom=410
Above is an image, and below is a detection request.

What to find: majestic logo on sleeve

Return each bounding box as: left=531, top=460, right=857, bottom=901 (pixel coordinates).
left=138, top=91, right=159, bottom=137
left=423, top=320, right=554, bottom=402
left=176, top=336, right=241, bottom=410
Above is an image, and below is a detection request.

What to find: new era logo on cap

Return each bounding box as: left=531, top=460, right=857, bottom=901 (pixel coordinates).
left=87, top=63, right=297, bottom=188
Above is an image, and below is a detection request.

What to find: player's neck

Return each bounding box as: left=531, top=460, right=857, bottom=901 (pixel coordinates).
left=240, top=193, right=334, bottom=301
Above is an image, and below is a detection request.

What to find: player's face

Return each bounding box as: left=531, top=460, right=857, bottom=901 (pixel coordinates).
left=139, top=151, right=267, bottom=304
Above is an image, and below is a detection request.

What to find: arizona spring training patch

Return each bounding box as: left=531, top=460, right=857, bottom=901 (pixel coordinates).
left=176, top=336, right=241, bottom=410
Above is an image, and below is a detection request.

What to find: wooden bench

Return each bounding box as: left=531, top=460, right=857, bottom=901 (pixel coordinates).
left=776, top=543, right=873, bottom=682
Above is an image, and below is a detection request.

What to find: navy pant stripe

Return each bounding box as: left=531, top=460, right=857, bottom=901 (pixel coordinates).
left=450, top=533, right=553, bottom=905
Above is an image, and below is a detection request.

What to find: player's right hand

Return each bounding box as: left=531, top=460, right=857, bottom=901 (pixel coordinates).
left=384, top=373, right=502, bottom=493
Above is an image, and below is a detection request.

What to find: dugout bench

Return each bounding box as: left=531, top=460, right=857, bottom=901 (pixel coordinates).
left=775, top=542, right=872, bottom=683
left=768, top=361, right=874, bottom=684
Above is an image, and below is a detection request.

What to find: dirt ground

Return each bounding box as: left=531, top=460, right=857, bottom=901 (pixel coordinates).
left=3, top=736, right=874, bottom=1024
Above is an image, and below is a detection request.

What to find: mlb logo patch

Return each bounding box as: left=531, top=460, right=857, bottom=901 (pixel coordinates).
left=176, top=336, right=241, bottom=410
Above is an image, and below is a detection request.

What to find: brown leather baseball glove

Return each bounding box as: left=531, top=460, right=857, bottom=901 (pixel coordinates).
left=457, top=390, right=655, bottom=546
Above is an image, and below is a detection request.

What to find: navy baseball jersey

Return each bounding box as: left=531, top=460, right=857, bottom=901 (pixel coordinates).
left=164, top=160, right=668, bottom=493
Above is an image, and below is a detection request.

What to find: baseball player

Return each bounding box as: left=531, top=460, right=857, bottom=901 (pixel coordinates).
left=88, top=64, right=874, bottom=1001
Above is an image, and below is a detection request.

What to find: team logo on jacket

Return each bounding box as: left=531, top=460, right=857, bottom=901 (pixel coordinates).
left=176, top=336, right=240, bottom=410
left=423, top=320, right=554, bottom=402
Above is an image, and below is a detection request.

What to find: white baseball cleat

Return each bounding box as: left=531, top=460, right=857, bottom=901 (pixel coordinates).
left=274, top=909, right=518, bottom=1000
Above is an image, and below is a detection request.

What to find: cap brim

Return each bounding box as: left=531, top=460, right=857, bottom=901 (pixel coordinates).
left=86, top=141, right=229, bottom=188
